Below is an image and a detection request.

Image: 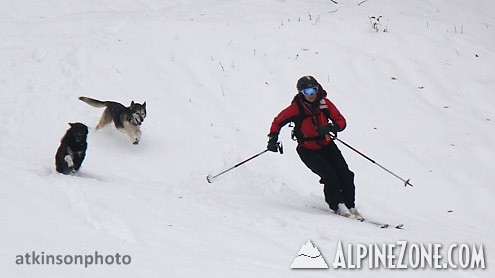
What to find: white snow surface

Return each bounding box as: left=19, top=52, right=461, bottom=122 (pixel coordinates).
left=1, top=0, right=494, bottom=277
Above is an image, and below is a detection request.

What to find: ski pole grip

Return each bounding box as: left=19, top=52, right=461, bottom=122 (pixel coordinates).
left=277, top=142, right=284, bottom=154
left=318, top=113, right=331, bottom=141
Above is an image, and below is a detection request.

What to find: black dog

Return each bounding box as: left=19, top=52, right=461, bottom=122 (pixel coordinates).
left=55, top=123, right=88, bottom=174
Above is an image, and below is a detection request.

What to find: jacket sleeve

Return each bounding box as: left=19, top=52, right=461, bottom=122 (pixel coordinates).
left=269, top=103, right=299, bottom=135
left=325, top=98, right=347, bottom=131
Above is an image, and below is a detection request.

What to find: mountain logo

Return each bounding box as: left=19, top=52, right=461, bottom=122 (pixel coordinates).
left=290, top=240, right=328, bottom=269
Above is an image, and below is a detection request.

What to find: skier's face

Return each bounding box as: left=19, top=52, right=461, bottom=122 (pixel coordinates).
left=304, top=93, right=317, bottom=103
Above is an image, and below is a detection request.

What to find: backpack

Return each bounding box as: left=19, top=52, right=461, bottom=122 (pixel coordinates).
left=290, top=94, right=330, bottom=144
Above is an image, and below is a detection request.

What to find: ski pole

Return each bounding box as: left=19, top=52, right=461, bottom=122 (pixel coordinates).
left=331, top=135, right=413, bottom=187
left=207, top=142, right=283, bottom=183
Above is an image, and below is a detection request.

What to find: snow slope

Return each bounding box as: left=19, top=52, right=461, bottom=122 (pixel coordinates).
left=1, top=0, right=494, bottom=277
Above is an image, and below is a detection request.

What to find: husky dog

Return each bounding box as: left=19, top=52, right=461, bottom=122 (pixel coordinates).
left=79, top=96, right=147, bottom=145
left=55, top=122, right=89, bottom=174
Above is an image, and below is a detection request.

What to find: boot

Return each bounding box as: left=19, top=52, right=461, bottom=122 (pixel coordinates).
left=349, top=207, right=363, bottom=220
left=334, top=203, right=351, bottom=217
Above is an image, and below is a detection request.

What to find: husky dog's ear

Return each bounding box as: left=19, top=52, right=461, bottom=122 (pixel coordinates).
left=142, top=101, right=146, bottom=108
left=69, top=123, right=75, bottom=127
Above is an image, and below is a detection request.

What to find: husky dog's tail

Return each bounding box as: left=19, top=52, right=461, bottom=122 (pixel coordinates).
left=79, top=96, right=107, bottom=108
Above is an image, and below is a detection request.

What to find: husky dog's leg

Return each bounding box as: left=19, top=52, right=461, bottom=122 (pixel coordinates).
left=96, top=108, right=112, bottom=130
left=122, top=122, right=141, bottom=145
left=134, top=129, right=142, bottom=145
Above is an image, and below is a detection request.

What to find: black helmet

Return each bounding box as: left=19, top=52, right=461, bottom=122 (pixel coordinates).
left=296, top=75, right=318, bottom=92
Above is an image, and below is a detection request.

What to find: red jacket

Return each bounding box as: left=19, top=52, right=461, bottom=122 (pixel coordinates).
left=269, top=87, right=346, bottom=150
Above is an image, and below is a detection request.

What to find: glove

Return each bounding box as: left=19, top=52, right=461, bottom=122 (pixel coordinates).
left=316, top=123, right=341, bottom=136
left=267, top=133, right=279, bottom=152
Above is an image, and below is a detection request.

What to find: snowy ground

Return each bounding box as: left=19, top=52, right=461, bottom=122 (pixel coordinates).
left=1, top=0, right=494, bottom=277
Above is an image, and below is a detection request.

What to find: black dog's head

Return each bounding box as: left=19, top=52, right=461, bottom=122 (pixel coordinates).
left=129, top=101, right=147, bottom=126
left=68, top=122, right=88, bottom=143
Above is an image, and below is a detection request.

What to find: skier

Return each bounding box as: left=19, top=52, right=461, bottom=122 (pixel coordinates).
left=267, top=75, right=360, bottom=218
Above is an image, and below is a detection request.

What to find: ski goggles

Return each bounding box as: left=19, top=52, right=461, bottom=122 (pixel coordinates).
left=299, top=87, right=318, bottom=96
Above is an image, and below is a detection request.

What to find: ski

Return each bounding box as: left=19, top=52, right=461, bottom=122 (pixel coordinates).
left=309, top=205, right=404, bottom=229
left=357, top=218, right=404, bottom=230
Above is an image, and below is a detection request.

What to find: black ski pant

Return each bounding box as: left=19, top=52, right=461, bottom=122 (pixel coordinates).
left=296, top=142, right=356, bottom=211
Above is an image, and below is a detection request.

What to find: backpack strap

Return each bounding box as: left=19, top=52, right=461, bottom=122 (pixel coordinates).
left=291, top=97, right=306, bottom=141
left=291, top=96, right=328, bottom=143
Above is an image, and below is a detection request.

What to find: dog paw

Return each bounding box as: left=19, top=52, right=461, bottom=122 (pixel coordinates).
left=64, top=155, right=74, bottom=167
